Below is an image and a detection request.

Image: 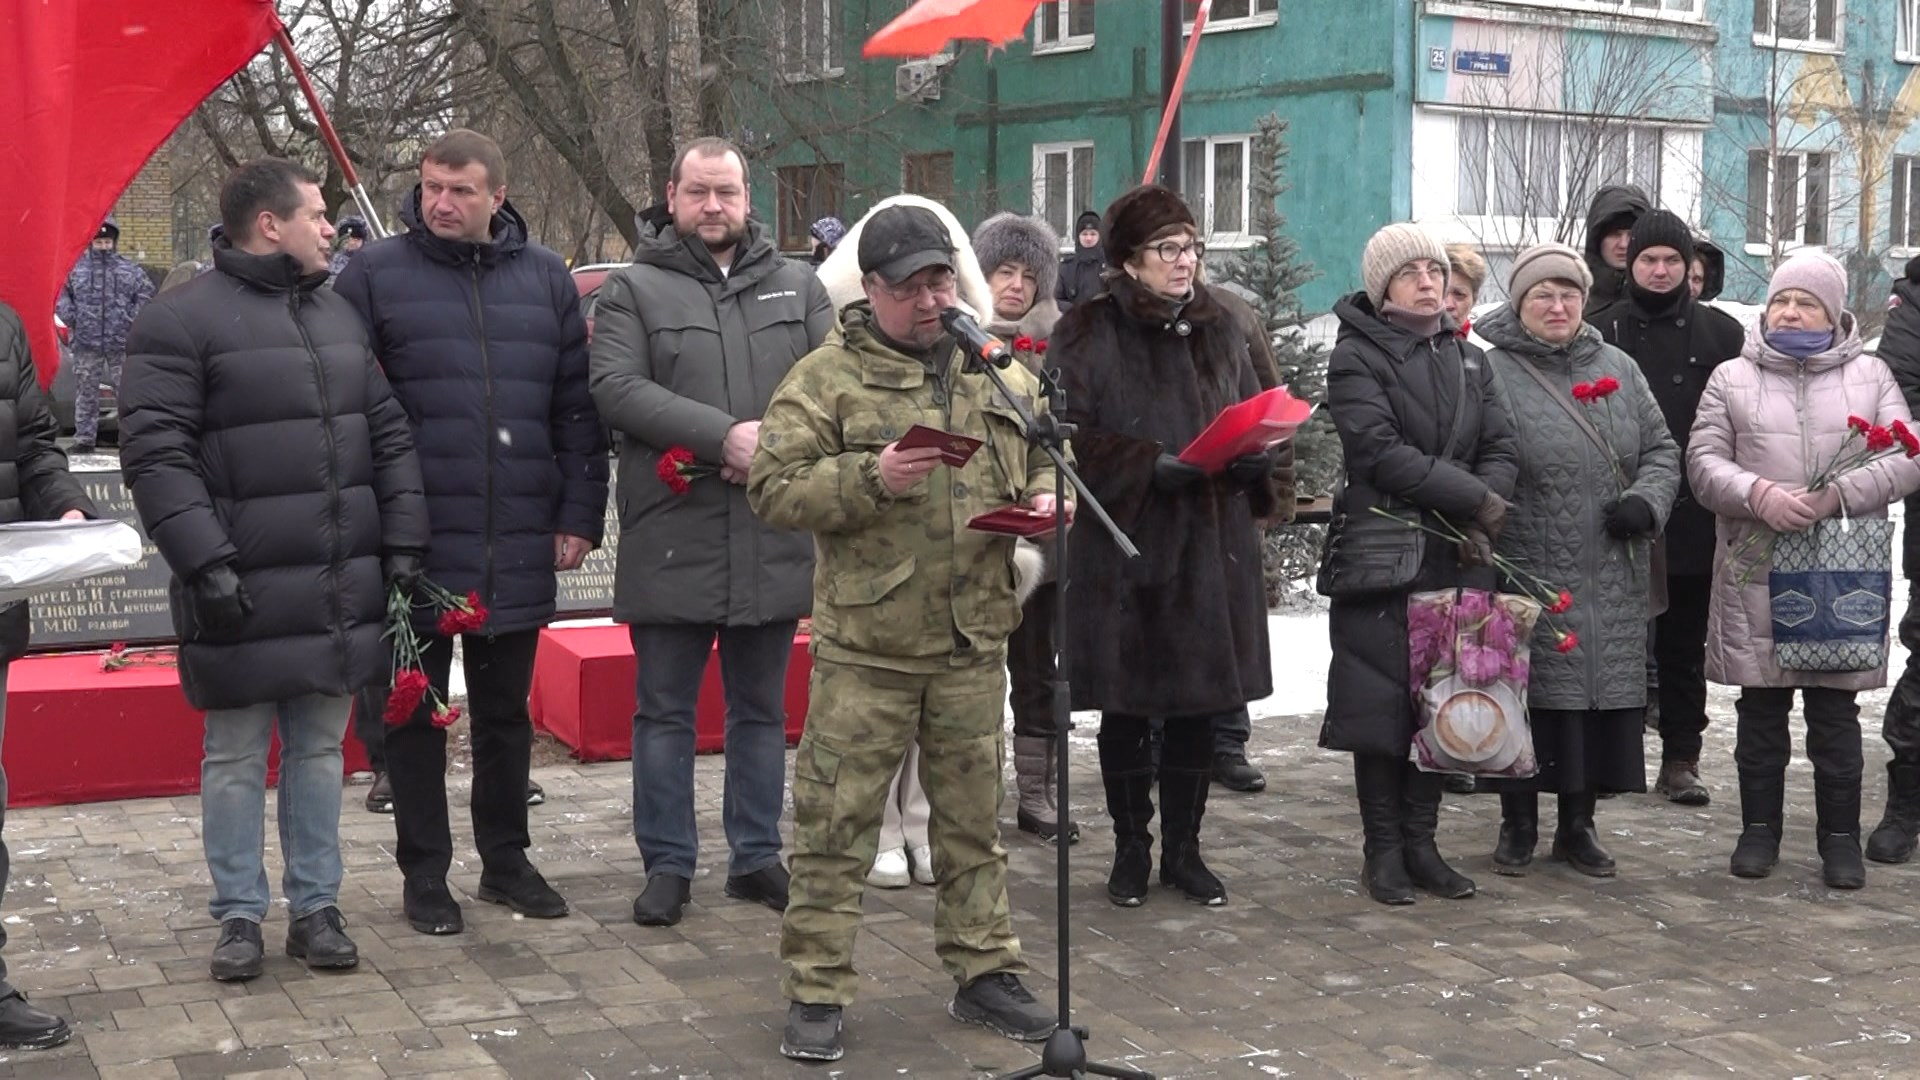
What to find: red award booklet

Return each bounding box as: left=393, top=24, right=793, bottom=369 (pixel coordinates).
left=897, top=424, right=983, bottom=467
left=967, top=506, right=1057, bottom=537
left=1177, top=387, right=1314, bottom=474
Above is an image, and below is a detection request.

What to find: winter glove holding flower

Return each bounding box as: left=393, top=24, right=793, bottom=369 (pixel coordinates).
left=190, top=564, right=252, bottom=636
left=1602, top=495, right=1657, bottom=540
left=1792, top=485, right=1844, bottom=521
left=1473, top=491, right=1509, bottom=541
left=383, top=550, right=425, bottom=594
left=1457, top=525, right=1495, bottom=568
left=1749, top=478, right=1818, bottom=533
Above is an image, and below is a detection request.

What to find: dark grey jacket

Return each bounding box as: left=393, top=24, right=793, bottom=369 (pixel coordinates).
left=588, top=219, right=833, bottom=625
left=1478, top=305, right=1679, bottom=712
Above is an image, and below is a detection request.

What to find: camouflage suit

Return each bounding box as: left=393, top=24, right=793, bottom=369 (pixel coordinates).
left=747, top=304, right=1056, bottom=1006
left=56, top=248, right=152, bottom=443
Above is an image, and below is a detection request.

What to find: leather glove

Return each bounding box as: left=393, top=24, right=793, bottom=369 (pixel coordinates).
left=383, top=550, right=426, bottom=594
left=1457, top=525, right=1494, bottom=568
left=1151, top=453, right=1208, bottom=493
left=1473, top=491, right=1509, bottom=540
left=1602, top=495, right=1658, bottom=540
left=1750, top=478, right=1817, bottom=533
left=1226, top=452, right=1271, bottom=486
left=189, top=564, right=252, bottom=636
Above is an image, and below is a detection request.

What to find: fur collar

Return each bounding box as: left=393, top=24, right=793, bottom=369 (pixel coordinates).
left=815, top=195, right=994, bottom=319
left=1106, top=273, right=1224, bottom=331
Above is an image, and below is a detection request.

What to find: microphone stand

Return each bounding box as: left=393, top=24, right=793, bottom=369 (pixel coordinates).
left=954, top=341, right=1151, bottom=1080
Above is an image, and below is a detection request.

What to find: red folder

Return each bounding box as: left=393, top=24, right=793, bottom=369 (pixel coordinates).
left=967, top=506, right=1057, bottom=537
left=1177, top=387, right=1314, bottom=474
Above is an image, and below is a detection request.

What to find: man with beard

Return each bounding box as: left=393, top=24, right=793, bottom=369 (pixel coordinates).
left=1590, top=210, right=1743, bottom=807
left=589, top=137, right=832, bottom=927
left=334, top=130, right=609, bottom=936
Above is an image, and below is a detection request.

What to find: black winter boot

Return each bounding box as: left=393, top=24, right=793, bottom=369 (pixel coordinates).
left=1815, top=776, right=1867, bottom=889
left=1491, top=791, right=1538, bottom=876
left=1102, top=768, right=1155, bottom=907
left=1158, top=766, right=1226, bottom=905
left=1729, top=771, right=1785, bottom=879
left=1866, top=760, right=1920, bottom=864
left=1551, top=791, right=1616, bottom=877
left=1353, top=755, right=1413, bottom=904
left=1401, top=764, right=1475, bottom=898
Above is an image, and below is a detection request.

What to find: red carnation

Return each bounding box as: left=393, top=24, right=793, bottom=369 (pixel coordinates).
left=1012, top=335, right=1035, bottom=352
left=1555, top=631, right=1579, bottom=655
left=1848, top=415, right=1872, bottom=435
left=1867, top=425, right=1897, bottom=452
left=1572, top=382, right=1596, bottom=404
left=1895, top=420, right=1920, bottom=458
left=435, top=592, right=490, bottom=637
left=1548, top=590, right=1573, bottom=615
left=431, top=705, right=462, bottom=730
left=655, top=445, right=716, bottom=496
left=1591, top=376, right=1621, bottom=398
left=385, top=669, right=431, bottom=725
left=1034, top=339, right=1049, bottom=355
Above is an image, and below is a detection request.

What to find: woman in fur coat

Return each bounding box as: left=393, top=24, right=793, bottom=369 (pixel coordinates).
left=1051, top=185, right=1287, bottom=908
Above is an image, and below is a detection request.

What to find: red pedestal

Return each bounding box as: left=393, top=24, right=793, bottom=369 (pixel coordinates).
left=528, top=625, right=811, bottom=762
left=4, top=653, right=371, bottom=808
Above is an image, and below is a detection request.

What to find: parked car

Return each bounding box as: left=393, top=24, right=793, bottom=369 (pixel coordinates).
left=571, top=262, right=626, bottom=341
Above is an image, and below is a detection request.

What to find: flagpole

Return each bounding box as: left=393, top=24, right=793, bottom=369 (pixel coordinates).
left=1143, top=0, right=1211, bottom=188
left=270, top=22, right=390, bottom=238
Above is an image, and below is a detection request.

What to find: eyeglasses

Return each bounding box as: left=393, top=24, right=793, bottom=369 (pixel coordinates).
left=1147, top=239, right=1205, bottom=264
left=1524, top=289, right=1585, bottom=311
left=876, top=274, right=957, bottom=302
left=1393, top=261, right=1447, bottom=283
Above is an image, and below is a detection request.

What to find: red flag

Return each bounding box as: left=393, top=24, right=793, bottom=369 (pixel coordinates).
left=863, top=0, right=1047, bottom=59
left=0, top=0, right=280, bottom=387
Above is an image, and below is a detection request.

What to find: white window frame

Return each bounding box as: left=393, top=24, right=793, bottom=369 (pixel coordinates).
left=778, top=0, right=843, bottom=82
left=1452, top=113, right=1668, bottom=234
left=1481, top=0, right=1705, bottom=20
left=1900, top=0, right=1920, bottom=63
left=1180, top=135, right=1256, bottom=248
left=1032, top=141, right=1095, bottom=245
left=1752, top=0, right=1844, bottom=54
left=1033, top=1, right=1094, bottom=54
left=1892, top=155, right=1920, bottom=254
left=1184, top=0, right=1279, bottom=35
left=1744, top=148, right=1832, bottom=254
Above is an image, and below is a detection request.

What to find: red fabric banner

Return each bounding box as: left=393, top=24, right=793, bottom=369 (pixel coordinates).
left=0, top=0, right=280, bottom=386
left=863, top=0, right=1046, bottom=59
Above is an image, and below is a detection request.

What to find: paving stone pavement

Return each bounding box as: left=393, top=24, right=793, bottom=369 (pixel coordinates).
left=1, top=696, right=1917, bottom=1079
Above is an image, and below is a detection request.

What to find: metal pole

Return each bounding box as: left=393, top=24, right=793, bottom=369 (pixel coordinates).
left=1158, top=0, right=1182, bottom=190
left=270, top=23, right=390, bottom=238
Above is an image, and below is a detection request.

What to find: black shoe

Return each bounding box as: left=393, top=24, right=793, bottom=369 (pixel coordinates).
left=69, top=441, right=93, bottom=456
left=1106, top=837, right=1152, bottom=907
left=209, top=917, right=264, bottom=982
left=1655, top=760, right=1712, bottom=807
left=1492, top=792, right=1539, bottom=877
left=1443, top=773, right=1478, bottom=796
left=1160, top=843, right=1227, bottom=905
left=1729, top=824, right=1780, bottom=879
left=1819, top=831, right=1867, bottom=890
left=1404, top=843, right=1476, bottom=899
left=724, top=863, right=790, bottom=912
left=526, top=780, right=546, bottom=806
left=0, top=992, right=71, bottom=1051
left=949, top=972, right=1057, bottom=1042
left=780, top=1002, right=844, bottom=1061
left=286, top=906, right=359, bottom=969
left=477, top=865, right=569, bottom=919
left=403, top=877, right=464, bottom=935
left=1551, top=792, right=1617, bottom=878
left=1016, top=806, right=1081, bottom=845
left=1211, top=752, right=1266, bottom=792
left=1867, top=760, right=1920, bottom=864
left=633, top=873, right=692, bottom=926
left=364, top=772, right=393, bottom=814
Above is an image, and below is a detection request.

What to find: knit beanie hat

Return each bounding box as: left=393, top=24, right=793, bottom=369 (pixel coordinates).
left=1767, top=251, right=1849, bottom=325
left=972, top=212, right=1062, bottom=302
left=1103, top=185, right=1195, bottom=269
left=1627, top=209, right=1694, bottom=267
left=1361, top=223, right=1450, bottom=309
left=1508, top=242, right=1593, bottom=306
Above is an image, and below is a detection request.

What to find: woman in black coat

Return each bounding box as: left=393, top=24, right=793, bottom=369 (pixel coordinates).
left=1053, top=185, right=1288, bottom=908
left=1319, top=223, right=1519, bottom=905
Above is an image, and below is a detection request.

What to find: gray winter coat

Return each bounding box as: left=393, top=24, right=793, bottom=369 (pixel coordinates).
left=589, top=219, right=833, bottom=625
left=57, top=249, right=153, bottom=356
left=1478, top=305, right=1680, bottom=712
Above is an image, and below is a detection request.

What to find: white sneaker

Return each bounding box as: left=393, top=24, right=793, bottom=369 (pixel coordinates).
left=867, top=847, right=910, bottom=889
left=910, top=845, right=936, bottom=886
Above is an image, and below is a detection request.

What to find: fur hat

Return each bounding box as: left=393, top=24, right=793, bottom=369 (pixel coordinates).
left=815, top=194, right=994, bottom=317
left=972, top=212, right=1061, bottom=304
left=1627, top=209, right=1694, bottom=267
left=1768, top=251, right=1849, bottom=325
left=1508, top=242, right=1593, bottom=305
left=1361, top=223, right=1450, bottom=309
left=1103, top=184, right=1194, bottom=269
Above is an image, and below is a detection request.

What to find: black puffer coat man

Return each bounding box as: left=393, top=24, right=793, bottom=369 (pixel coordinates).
left=333, top=190, right=609, bottom=633
left=120, top=240, right=430, bottom=711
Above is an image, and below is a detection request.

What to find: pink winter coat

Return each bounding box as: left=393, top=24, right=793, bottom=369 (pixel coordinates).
left=1687, top=316, right=1920, bottom=690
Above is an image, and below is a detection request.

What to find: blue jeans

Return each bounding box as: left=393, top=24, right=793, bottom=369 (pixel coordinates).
left=201, top=693, right=351, bottom=923
left=630, top=622, right=794, bottom=879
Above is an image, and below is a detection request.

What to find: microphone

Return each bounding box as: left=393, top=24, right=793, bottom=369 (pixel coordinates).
left=939, top=308, right=1014, bottom=370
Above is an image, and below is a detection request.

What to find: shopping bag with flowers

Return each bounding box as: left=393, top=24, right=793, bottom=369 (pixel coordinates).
left=1406, top=589, right=1542, bottom=779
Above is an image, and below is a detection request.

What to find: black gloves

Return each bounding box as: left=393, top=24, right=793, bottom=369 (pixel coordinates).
left=1457, top=525, right=1494, bottom=568
left=1603, top=495, right=1658, bottom=540
left=383, top=550, right=426, bottom=594
left=1151, top=453, right=1208, bottom=493
left=189, top=564, right=252, bottom=636
left=1226, top=452, right=1271, bottom=486
left=1473, top=491, right=1509, bottom=541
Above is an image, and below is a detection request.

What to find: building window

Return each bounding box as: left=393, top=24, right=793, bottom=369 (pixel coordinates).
left=1181, top=136, right=1252, bottom=241
left=1185, top=0, right=1278, bottom=31
left=1753, top=0, right=1841, bottom=49
left=1455, top=115, right=1664, bottom=221
left=776, top=163, right=843, bottom=253
left=1034, top=1, right=1094, bottom=50
left=779, top=0, right=841, bottom=80
left=1894, top=156, right=1920, bottom=249
left=903, top=152, right=955, bottom=201
left=1032, top=142, right=1094, bottom=243
left=1900, top=0, right=1920, bottom=61
left=1746, top=149, right=1830, bottom=247
left=1498, top=0, right=1703, bottom=16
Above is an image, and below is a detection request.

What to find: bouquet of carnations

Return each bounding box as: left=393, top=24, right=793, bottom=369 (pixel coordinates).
left=382, top=580, right=488, bottom=728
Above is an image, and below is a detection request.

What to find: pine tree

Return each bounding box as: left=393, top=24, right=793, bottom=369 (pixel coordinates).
left=1220, top=113, right=1341, bottom=602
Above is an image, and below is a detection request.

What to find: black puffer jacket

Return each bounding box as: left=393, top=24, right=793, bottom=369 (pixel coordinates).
left=334, top=190, right=610, bottom=634
left=120, top=244, right=430, bottom=710
left=1589, top=286, right=1744, bottom=576
left=1318, top=294, right=1519, bottom=756
left=1054, top=210, right=1106, bottom=312
left=1582, top=185, right=1650, bottom=316
left=1882, top=258, right=1920, bottom=580
left=0, top=303, right=95, bottom=661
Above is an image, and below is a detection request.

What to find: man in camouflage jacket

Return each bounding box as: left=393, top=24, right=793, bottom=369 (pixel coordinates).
left=748, top=204, right=1061, bottom=1064
left=55, top=216, right=153, bottom=451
